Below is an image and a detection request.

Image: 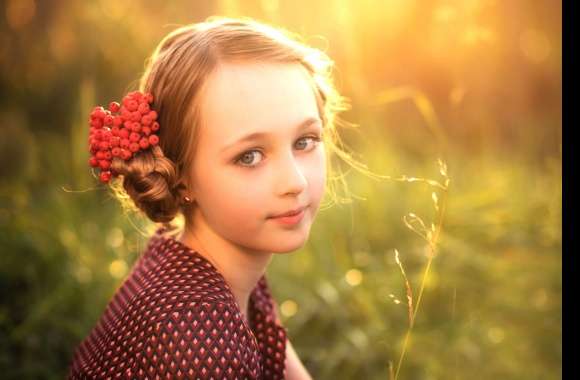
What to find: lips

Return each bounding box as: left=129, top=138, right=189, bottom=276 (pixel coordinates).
left=269, top=205, right=307, bottom=218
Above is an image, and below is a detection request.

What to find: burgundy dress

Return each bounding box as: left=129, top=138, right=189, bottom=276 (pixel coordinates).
left=67, top=226, right=287, bottom=379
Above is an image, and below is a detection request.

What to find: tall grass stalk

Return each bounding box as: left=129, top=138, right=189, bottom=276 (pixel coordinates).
left=389, top=159, right=450, bottom=380
left=373, top=87, right=452, bottom=380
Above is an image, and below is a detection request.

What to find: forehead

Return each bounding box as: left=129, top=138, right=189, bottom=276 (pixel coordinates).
left=198, top=62, right=320, bottom=144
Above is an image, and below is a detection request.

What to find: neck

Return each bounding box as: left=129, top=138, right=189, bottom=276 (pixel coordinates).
left=178, top=211, right=273, bottom=323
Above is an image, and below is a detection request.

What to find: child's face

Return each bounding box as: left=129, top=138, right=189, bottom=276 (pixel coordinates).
left=188, top=62, right=326, bottom=254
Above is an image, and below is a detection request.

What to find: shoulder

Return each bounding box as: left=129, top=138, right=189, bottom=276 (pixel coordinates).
left=138, top=300, right=262, bottom=379
left=68, top=299, right=261, bottom=379
left=152, top=300, right=250, bottom=347
left=68, top=231, right=252, bottom=378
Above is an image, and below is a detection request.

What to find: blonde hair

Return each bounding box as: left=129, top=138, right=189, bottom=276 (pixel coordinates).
left=110, top=16, right=362, bottom=229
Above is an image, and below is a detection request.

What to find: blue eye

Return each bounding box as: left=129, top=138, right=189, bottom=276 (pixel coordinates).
left=234, top=135, right=322, bottom=168
left=295, top=135, right=321, bottom=151
left=236, top=150, right=263, bottom=167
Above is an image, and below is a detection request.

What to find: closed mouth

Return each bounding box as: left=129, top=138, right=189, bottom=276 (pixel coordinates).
left=269, top=205, right=307, bottom=218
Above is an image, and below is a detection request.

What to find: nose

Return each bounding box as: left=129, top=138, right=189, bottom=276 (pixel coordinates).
left=275, top=151, right=308, bottom=196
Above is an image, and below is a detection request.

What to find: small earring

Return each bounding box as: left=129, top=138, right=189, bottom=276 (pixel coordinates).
left=183, top=196, right=192, bottom=204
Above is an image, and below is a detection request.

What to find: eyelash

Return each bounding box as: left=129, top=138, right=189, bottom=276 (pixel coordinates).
left=234, top=135, right=322, bottom=168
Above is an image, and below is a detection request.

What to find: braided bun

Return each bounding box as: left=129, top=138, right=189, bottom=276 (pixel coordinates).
left=110, top=145, right=185, bottom=224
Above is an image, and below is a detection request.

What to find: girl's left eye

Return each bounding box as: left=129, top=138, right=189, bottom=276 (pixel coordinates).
left=234, top=135, right=322, bottom=168
left=295, top=135, right=321, bottom=151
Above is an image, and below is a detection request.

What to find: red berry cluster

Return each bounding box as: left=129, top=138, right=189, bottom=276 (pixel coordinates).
left=88, top=91, right=160, bottom=183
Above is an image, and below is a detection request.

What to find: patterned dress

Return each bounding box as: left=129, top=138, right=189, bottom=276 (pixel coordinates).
left=67, top=226, right=288, bottom=379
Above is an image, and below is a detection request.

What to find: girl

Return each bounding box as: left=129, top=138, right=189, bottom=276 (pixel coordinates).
left=68, top=16, right=352, bottom=379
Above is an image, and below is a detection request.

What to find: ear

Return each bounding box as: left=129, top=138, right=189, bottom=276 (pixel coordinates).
left=173, top=180, right=192, bottom=202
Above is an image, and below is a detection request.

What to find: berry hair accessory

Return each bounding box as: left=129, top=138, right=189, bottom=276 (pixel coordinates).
left=87, top=91, right=160, bottom=183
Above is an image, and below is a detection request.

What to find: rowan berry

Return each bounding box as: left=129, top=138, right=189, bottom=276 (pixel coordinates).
left=148, top=135, right=159, bottom=145
left=120, top=149, right=132, bottom=160
left=129, top=132, right=140, bottom=142
left=90, top=119, right=103, bottom=129
left=99, top=141, right=109, bottom=150
left=99, top=171, right=112, bottom=183
left=121, top=109, right=131, bottom=120
left=119, top=128, right=130, bottom=139
left=99, top=160, right=111, bottom=170
left=139, top=137, right=150, bottom=149
left=129, top=142, right=140, bottom=152
left=138, top=102, right=150, bottom=114
left=126, top=99, right=138, bottom=112
left=120, top=138, right=130, bottom=148
left=113, top=116, right=123, bottom=127
left=141, top=115, right=152, bottom=126
left=131, top=122, right=141, bottom=132
left=109, top=102, right=120, bottom=113
left=104, top=115, right=114, bottom=126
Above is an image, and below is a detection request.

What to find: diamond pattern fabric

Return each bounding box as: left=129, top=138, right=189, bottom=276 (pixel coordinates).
left=67, top=226, right=288, bottom=379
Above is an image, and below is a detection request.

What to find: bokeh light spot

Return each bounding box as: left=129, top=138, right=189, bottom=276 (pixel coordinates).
left=107, top=228, right=125, bottom=249
left=488, top=327, right=505, bottom=344
left=109, top=259, right=128, bottom=279
left=345, top=268, right=363, bottom=286
left=6, top=0, right=36, bottom=30
left=280, top=299, right=298, bottom=317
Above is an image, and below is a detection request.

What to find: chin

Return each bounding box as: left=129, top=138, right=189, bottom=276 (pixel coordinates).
left=271, top=245, right=305, bottom=254
left=270, top=231, right=311, bottom=253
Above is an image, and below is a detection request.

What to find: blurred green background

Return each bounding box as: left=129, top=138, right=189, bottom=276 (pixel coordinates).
left=0, top=0, right=561, bottom=379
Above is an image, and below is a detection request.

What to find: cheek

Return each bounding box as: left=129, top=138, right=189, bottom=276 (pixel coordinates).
left=196, top=167, right=269, bottom=225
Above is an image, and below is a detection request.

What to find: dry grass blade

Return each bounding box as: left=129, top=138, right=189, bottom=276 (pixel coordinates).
left=394, top=249, right=414, bottom=326
left=432, top=191, right=439, bottom=212
left=402, top=213, right=429, bottom=240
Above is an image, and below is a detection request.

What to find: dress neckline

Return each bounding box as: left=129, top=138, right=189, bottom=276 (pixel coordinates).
left=153, top=226, right=267, bottom=326
left=153, top=225, right=288, bottom=379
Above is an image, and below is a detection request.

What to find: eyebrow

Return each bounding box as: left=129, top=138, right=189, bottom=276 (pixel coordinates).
left=221, top=117, right=322, bottom=153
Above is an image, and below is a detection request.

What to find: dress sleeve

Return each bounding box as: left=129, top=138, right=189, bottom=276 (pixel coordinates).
left=130, top=301, right=258, bottom=379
